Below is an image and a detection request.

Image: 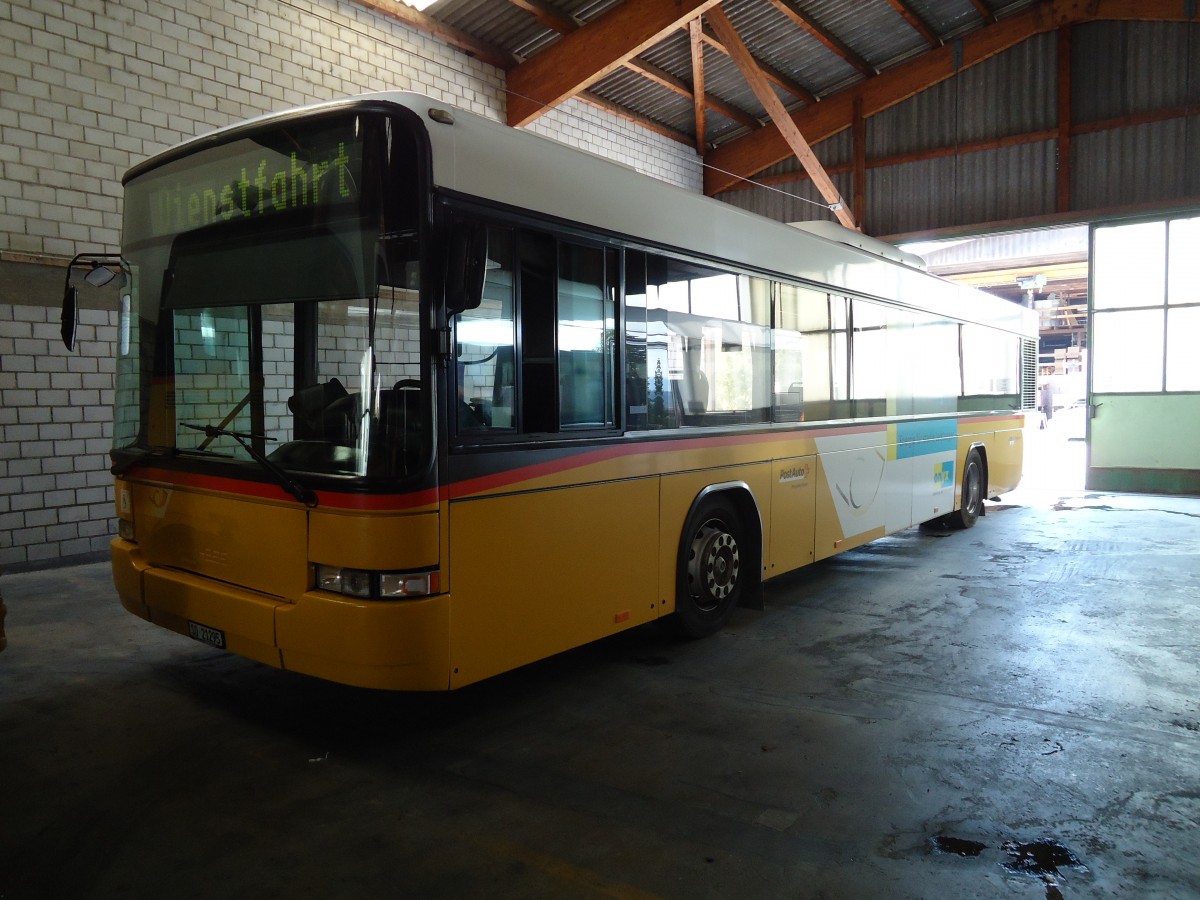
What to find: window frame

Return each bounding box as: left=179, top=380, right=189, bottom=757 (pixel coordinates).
left=1090, top=212, right=1200, bottom=396
left=448, top=212, right=623, bottom=447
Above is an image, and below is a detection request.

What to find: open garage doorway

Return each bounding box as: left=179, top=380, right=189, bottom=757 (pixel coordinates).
left=899, top=226, right=1089, bottom=495
left=1088, top=213, right=1200, bottom=493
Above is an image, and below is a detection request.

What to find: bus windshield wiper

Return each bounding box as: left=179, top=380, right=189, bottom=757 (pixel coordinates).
left=112, top=446, right=178, bottom=477
left=180, top=423, right=318, bottom=508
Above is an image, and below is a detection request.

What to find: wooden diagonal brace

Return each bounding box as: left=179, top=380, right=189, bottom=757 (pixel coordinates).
left=706, top=6, right=857, bottom=229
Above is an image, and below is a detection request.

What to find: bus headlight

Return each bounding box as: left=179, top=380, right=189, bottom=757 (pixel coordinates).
left=314, top=564, right=439, bottom=600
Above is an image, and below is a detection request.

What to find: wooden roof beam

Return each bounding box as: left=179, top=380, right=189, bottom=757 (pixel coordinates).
left=766, top=0, right=877, bottom=77
left=706, top=6, right=856, bottom=229
left=506, top=0, right=723, bottom=127
left=967, top=0, right=998, bottom=25
left=506, top=0, right=581, bottom=34
left=881, top=0, right=943, bottom=47
left=732, top=101, right=1197, bottom=191
left=704, top=0, right=1200, bottom=195
left=690, top=19, right=707, bottom=155
left=481, top=10, right=816, bottom=113
left=504, top=0, right=760, bottom=134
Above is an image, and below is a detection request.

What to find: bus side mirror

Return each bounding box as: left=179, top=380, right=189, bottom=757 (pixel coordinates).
left=445, top=222, right=488, bottom=316
left=60, top=253, right=124, bottom=351
left=61, top=284, right=79, bottom=352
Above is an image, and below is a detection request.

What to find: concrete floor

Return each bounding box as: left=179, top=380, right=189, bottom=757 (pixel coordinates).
left=2, top=431, right=1198, bottom=899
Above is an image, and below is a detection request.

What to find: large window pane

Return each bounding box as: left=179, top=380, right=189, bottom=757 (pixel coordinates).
left=173, top=306, right=253, bottom=455
left=1168, top=216, right=1200, bottom=306
left=1093, top=221, right=1166, bottom=310
left=455, top=225, right=516, bottom=431
left=773, top=286, right=850, bottom=422
left=169, top=296, right=423, bottom=478
left=261, top=304, right=295, bottom=444
left=909, top=312, right=959, bottom=415
left=1092, top=309, right=1164, bottom=393
left=1166, top=306, right=1200, bottom=391
left=558, top=242, right=615, bottom=428
left=851, top=299, right=889, bottom=416
left=643, top=256, right=674, bottom=429
left=624, top=250, right=650, bottom=429
left=960, top=324, right=1019, bottom=411
left=830, top=297, right=850, bottom=404
left=648, top=255, right=770, bottom=426
left=774, top=284, right=832, bottom=415
left=773, top=283, right=811, bottom=421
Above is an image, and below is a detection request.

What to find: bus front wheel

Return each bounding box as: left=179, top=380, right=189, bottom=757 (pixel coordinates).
left=948, top=448, right=985, bottom=530
left=674, top=498, right=744, bottom=638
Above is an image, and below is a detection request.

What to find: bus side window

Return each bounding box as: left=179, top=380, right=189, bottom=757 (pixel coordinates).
left=519, top=231, right=557, bottom=433
left=851, top=298, right=890, bottom=417
left=647, top=254, right=770, bottom=427
left=455, top=224, right=517, bottom=433
left=625, top=250, right=650, bottom=430
left=558, top=242, right=615, bottom=429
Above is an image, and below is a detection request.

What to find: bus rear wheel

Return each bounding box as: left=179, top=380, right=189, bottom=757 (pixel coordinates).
left=948, top=448, right=984, bottom=529
left=674, top=498, right=744, bottom=638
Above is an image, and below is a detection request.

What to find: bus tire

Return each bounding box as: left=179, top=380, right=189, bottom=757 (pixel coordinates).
left=948, top=448, right=985, bottom=530
left=674, top=498, right=745, bottom=638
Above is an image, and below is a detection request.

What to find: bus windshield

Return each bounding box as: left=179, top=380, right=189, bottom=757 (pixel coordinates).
left=113, top=108, right=430, bottom=484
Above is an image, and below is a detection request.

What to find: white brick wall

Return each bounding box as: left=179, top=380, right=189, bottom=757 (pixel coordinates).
left=0, top=0, right=703, bottom=568
left=0, top=302, right=118, bottom=566
left=530, top=99, right=703, bottom=191
left=0, top=0, right=700, bottom=259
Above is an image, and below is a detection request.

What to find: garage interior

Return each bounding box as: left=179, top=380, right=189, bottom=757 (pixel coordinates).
left=1, top=1, right=1198, bottom=898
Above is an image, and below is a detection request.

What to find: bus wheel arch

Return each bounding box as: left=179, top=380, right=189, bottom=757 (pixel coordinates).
left=949, top=445, right=988, bottom=530
left=672, top=485, right=763, bottom=638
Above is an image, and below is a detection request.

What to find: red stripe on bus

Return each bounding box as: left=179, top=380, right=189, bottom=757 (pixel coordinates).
left=124, top=467, right=440, bottom=511
left=446, top=423, right=886, bottom=499
left=120, top=415, right=1019, bottom=509
left=320, top=488, right=441, bottom=510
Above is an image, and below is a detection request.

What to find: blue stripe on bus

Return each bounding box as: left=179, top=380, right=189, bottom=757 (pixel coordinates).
left=895, top=419, right=958, bottom=459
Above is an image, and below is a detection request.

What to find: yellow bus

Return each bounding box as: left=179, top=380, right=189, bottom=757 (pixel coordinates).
left=86, top=92, right=1037, bottom=690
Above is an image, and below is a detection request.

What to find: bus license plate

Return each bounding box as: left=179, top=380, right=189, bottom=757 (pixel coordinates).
left=187, top=621, right=226, bottom=650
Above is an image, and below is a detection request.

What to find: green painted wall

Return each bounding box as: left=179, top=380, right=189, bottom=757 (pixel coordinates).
left=1087, top=393, right=1200, bottom=493
left=1089, top=394, right=1200, bottom=469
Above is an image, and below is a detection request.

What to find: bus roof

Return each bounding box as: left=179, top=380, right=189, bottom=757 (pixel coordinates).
left=126, top=91, right=1037, bottom=337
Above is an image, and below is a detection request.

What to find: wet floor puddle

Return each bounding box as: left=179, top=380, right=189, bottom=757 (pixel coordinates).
left=1000, top=839, right=1085, bottom=876
left=931, top=835, right=987, bottom=857
left=931, top=835, right=1087, bottom=897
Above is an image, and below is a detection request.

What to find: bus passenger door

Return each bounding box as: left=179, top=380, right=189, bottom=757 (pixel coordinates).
left=769, top=456, right=816, bottom=576
left=447, top=476, right=660, bottom=688
left=445, top=225, right=659, bottom=687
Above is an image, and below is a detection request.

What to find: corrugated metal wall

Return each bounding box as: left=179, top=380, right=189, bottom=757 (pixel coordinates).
left=1070, top=21, right=1200, bottom=211
left=718, top=21, right=1200, bottom=237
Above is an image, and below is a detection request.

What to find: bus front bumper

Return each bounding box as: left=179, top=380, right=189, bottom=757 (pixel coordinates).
left=112, top=539, right=452, bottom=691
